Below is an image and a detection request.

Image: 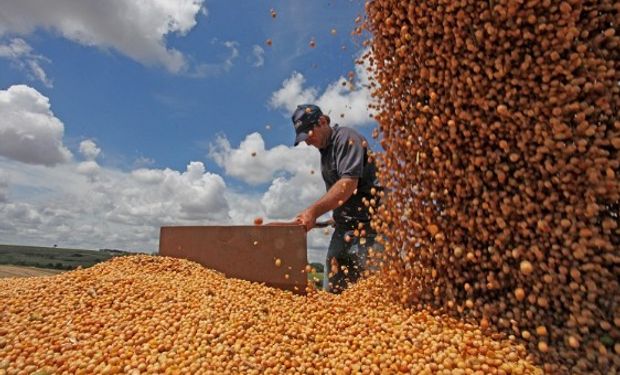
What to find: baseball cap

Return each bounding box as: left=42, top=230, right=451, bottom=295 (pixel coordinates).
left=292, top=104, right=323, bottom=146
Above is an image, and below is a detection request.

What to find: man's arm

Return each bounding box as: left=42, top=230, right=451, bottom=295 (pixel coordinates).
left=295, top=177, right=358, bottom=231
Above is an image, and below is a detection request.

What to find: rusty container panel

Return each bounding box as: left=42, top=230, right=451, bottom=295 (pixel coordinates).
left=159, top=225, right=308, bottom=294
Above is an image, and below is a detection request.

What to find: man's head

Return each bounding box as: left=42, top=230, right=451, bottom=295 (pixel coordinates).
left=292, top=104, right=331, bottom=149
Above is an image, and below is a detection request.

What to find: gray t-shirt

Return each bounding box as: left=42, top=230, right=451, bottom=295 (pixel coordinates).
left=320, top=125, right=381, bottom=226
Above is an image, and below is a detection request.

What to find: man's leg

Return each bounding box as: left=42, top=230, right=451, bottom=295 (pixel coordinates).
left=324, top=227, right=354, bottom=293
left=358, top=233, right=385, bottom=276
left=346, top=232, right=381, bottom=284
left=324, top=226, right=386, bottom=293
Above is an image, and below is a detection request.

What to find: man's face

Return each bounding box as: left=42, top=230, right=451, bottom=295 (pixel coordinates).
left=304, top=126, right=320, bottom=148
left=304, top=118, right=328, bottom=149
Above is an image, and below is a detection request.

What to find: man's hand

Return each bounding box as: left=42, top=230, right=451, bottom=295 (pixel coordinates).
left=295, top=208, right=317, bottom=232
left=294, top=178, right=358, bottom=232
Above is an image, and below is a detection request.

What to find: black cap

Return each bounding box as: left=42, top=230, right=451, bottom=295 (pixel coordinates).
left=292, top=104, right=323, bottom=146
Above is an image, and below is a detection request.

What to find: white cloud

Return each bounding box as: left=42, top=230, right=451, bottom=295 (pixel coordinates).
left=76, top=160, right=100, bottom=181
left=79, top=139, right=101, bottom=160
left=0, top=0, right=205, bottom=73
left=261, top=173, right=324, bottom=219
left=0, top=38, right=31, bottom=59
left=0, top=86, right=233, bottom=252
left=251, top=45, right=265, bottom=67
left=269, top=72, right=318, bottom=113
left=209, top=132, right=320, bottom=185
left=0, top=38, right=52, bottom=87
left=269, top=49, right=376, bottom=127
left=0, top=150, right=332, bottom=261
left=0, top=159, right=230, bottom=252
left=124, top=161, right=230, bottom=222
left=0, top=170, right=9, bottom=202
left=0, top=85, right=72, bottom=166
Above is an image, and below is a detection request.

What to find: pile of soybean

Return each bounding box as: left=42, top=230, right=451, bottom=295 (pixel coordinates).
left=364, top=0, right=619, bottom=373
left=1, top=256, right=540, bottom=374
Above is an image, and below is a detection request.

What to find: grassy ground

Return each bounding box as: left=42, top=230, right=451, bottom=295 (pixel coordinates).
left=308, top=271, right=324, bottom=289
left=0, top=244, right=131, bottom=270
left=0, top=265, right=65, bottom=278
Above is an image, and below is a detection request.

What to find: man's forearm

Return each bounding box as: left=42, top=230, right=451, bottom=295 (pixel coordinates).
left=307, top=178, right=358, bottom=218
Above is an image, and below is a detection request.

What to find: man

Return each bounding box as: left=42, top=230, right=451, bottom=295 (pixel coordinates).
left=291, top=104, right=382, bottom=293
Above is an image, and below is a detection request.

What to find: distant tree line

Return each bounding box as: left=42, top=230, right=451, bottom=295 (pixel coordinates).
left=99, top=248, right=130, bottom=254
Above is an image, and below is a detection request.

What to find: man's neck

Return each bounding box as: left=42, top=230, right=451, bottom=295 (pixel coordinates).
left=319, top=126, right=333, bottom=150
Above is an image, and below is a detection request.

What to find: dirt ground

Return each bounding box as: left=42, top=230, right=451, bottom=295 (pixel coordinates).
left=0, top=265, right=64, bottom=278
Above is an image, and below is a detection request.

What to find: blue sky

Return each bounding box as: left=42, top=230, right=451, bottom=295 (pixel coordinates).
left=0, top=0, right=376, bottom=263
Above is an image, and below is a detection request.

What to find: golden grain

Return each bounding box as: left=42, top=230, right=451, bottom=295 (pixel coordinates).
left=0, top=256, right=542, bottom=374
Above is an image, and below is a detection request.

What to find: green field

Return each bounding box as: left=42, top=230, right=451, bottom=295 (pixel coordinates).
left=308, top=271, right=324, bottom=289
left=0, top=244, right=132, bottom=270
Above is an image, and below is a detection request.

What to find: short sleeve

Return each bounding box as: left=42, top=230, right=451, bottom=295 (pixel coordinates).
left=334, top=129, right=365, bottom=178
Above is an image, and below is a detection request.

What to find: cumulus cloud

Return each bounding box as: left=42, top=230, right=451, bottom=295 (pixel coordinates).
left=0, top=82, right=235, bottom=253
left=76, top=160, right=100, bottom=181
left=261, top=173, right=324, bottom=219
left=79, top=139, right=101, bottom=160
left=0, top=0, right=205, bottom=73
left=0, top=132, right=332, bottom=263
left=124, top=161, right=229, bottom=222
left=0, top=85, right=72, bottom=166
left=0, top=170, right=9, bottom=202
left=223, top=190, right=265, bottom=225
left=0, top=38, right=52, bottom=87
left=76, top=141, right=102, bottom=180
left=0, top=159, right=230, bottom=252
left=251, top=45, right=265, bottom=67
left=270, top=72, right=319, bottom=112
left=209, top=132, right=319, bottom=185
left=269, top=49, right=376, bottom=127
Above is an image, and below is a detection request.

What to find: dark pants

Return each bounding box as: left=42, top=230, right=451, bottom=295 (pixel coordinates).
left=323, top=224, right=382, bottom=293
